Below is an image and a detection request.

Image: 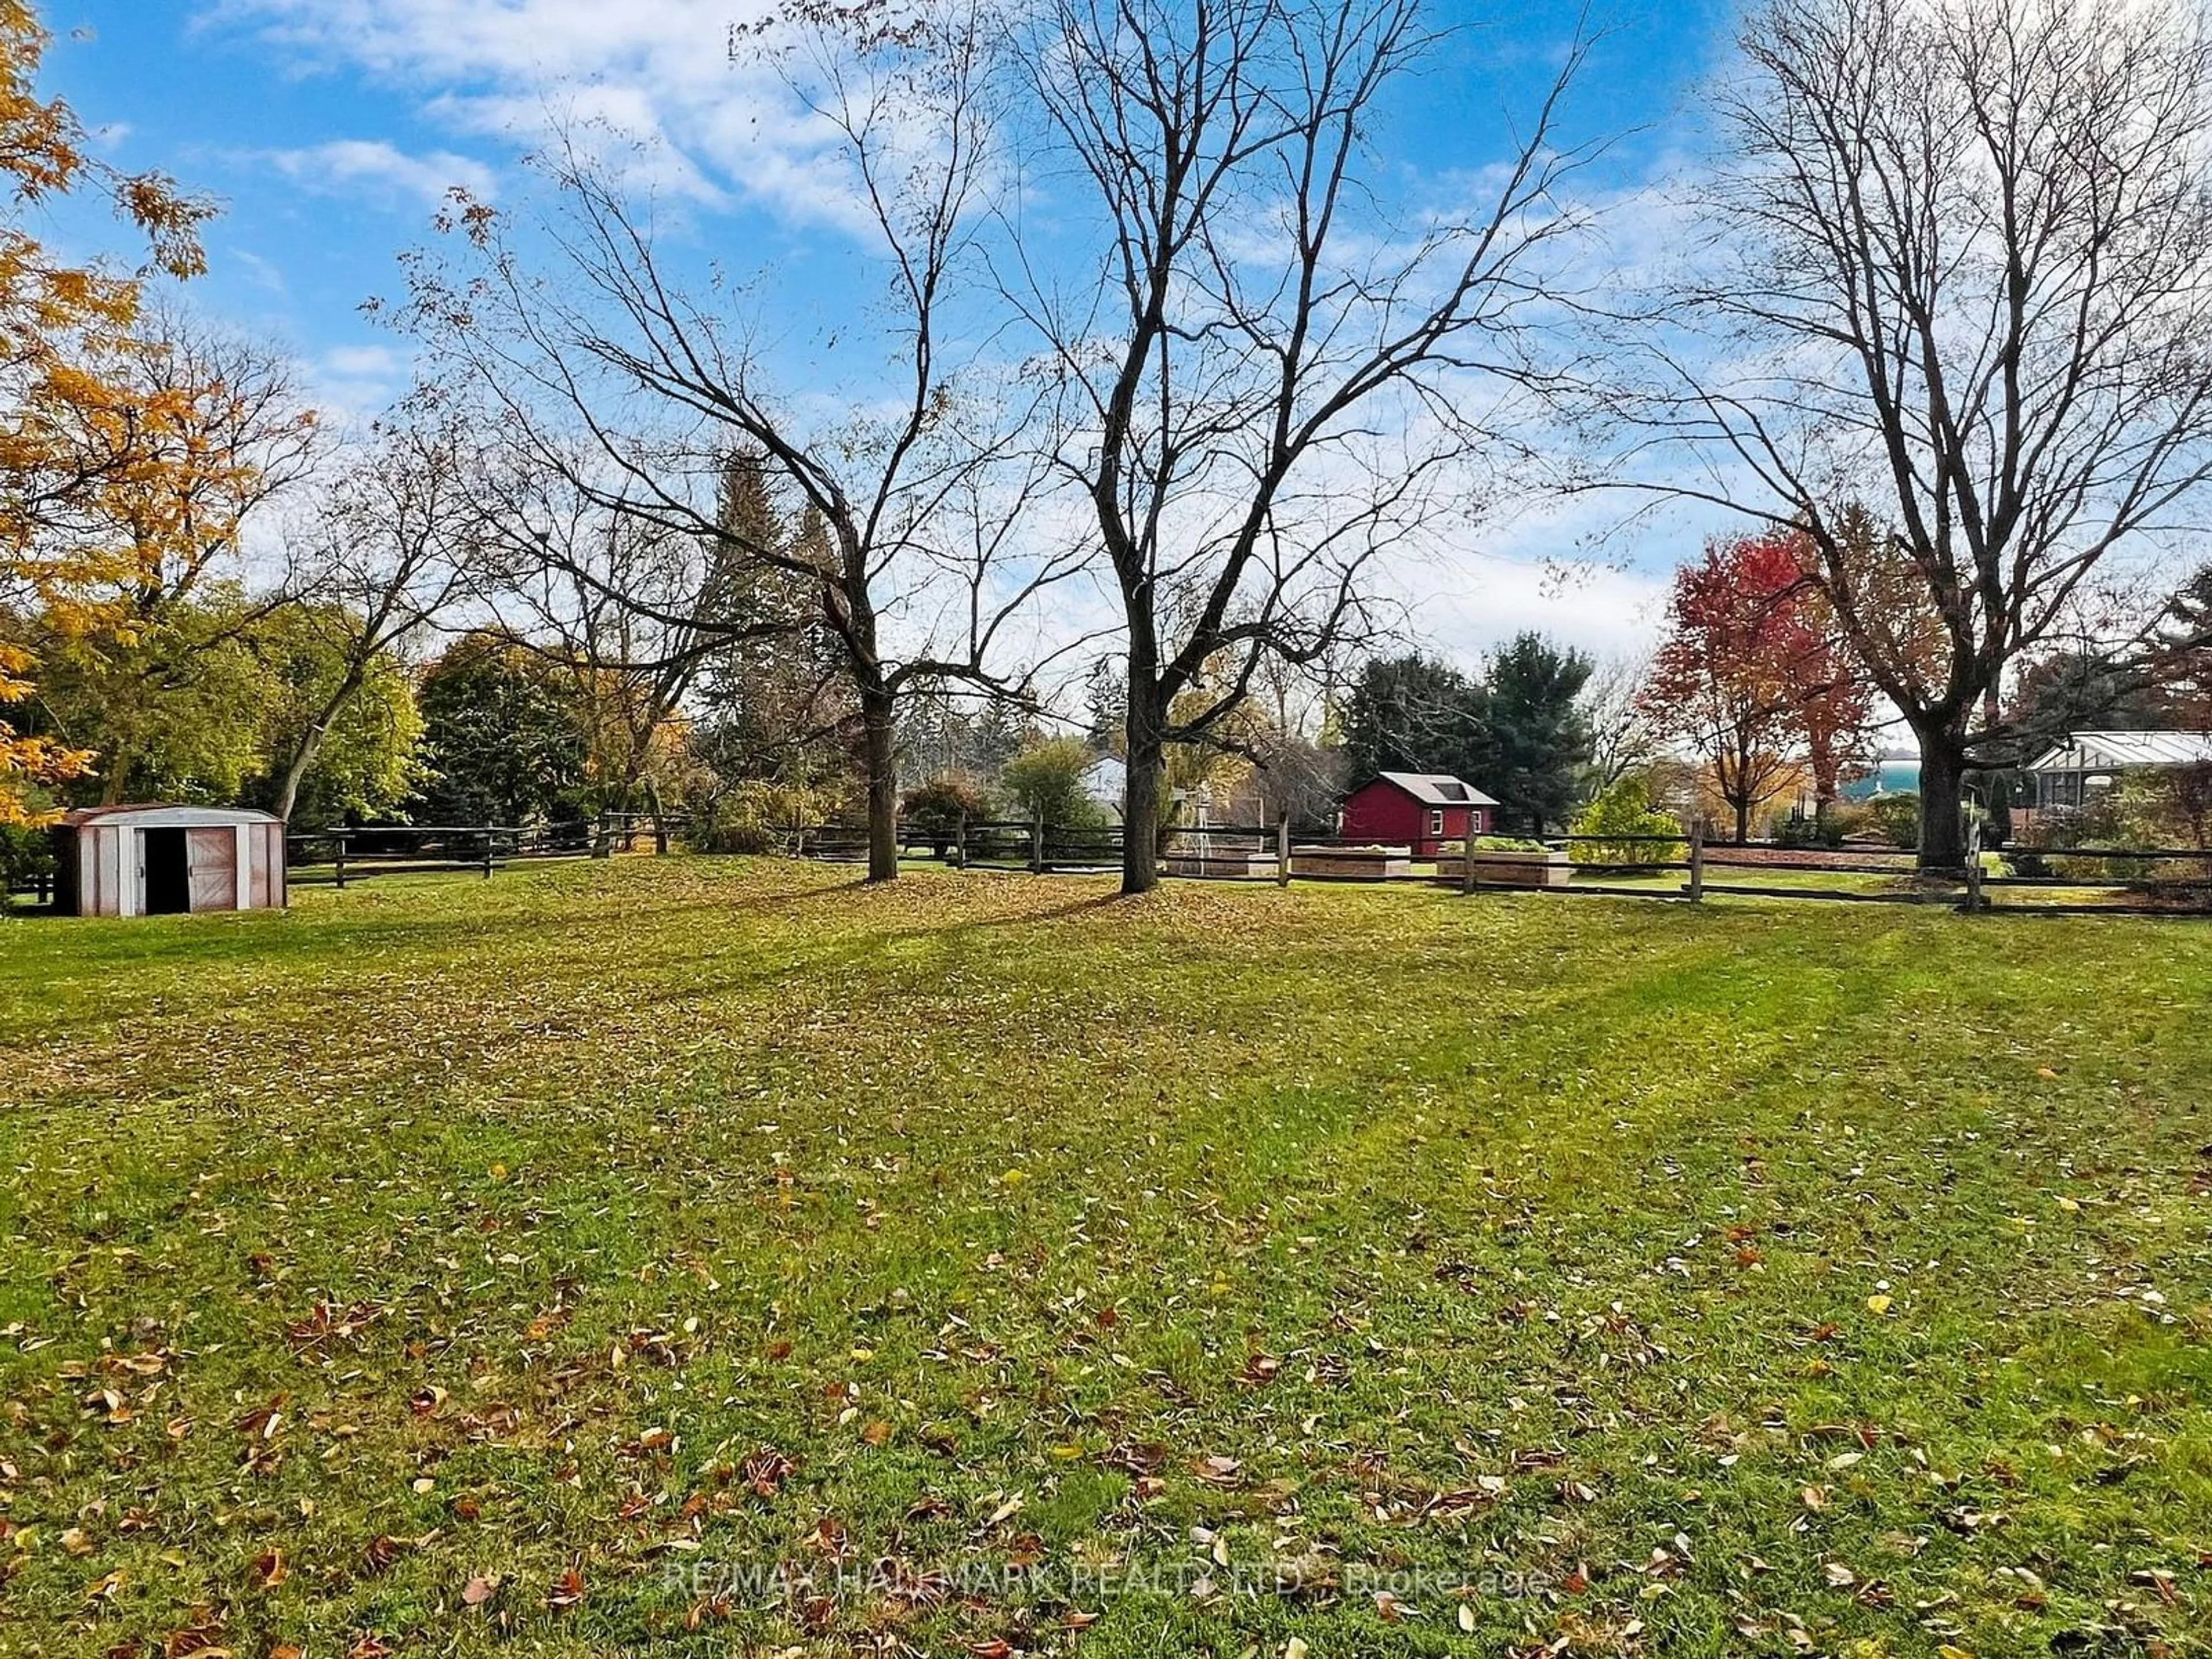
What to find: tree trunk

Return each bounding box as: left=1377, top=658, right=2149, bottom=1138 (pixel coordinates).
left=1733, top=794, right=1750, bottom=845
left=272, top=730, right=323, bottom=823
left=1121, top=674, right=1165, bottom=895
left=1916, top=725, right=1969, bottom=872
left=861, top=688, right=899, bottom=883
left=274, top=663, right=372, bottom=824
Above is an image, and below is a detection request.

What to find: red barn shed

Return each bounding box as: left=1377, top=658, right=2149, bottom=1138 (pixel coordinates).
left=1339, top=772, right=1498, bottom=857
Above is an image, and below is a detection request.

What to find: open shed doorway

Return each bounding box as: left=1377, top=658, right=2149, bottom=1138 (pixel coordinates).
left=142, top=827, right=191, bottom=915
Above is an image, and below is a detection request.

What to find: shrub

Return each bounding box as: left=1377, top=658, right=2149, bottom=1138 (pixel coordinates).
left=1569, top=778, right=1684, bottom=866
left=685, top=782, right=831, bottom=855
left=999, top=737, right=1107, bottom=830
left=1824, top=800, right=1871, bottom=843
left=902, top=774, right=991, bottom=857
left=1863, top=792, right=1921, bottom=849
left=2016, top=800, right=2140, bottom=882
left=1768, top=811, right=1818, bottom=849
left=2113, top=764, right=2212, bottom=852
left=1, top=824, right=54, bottom=900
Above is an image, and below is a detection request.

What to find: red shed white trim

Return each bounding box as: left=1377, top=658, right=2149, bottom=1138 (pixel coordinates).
left=1338, top=772, right=1499, bottom=857
left=52, top=805, right=287, bottom=918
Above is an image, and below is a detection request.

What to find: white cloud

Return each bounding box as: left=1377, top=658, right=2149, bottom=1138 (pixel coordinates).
left=209, top=1, right=858, bottom=225
left=1418, top=551, right=1668, bottom=664
left=308, top=340, right=414, bottom=422
left=228, top=246, right=289, bottom=296
left=259, top=138, right=499, bottom=209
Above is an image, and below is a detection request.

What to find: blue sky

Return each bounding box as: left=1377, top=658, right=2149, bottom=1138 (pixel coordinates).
left=36, top=0, right=1743, bottom=659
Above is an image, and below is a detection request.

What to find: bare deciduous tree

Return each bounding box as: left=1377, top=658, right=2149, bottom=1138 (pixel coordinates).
left=1613, top=0, right=2212, bottom=869
left=457, top=436, right=781, bottom=840
left=269, top=403, right=475, bottom=821
left=1578, top=651, right=1658, bottom=798
left=396, top=1, right=1089, bottom=880
left=1014, top=0, right=1597, bottom=892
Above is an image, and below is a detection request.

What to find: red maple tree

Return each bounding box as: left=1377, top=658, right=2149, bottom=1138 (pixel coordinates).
left=1639, top=531, right=1876, bottom=842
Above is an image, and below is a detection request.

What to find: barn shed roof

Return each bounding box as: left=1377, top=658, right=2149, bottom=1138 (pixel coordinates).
left=1366, top=771, right=1501, bottom=808
left=61, top=803, right=283, bottom=828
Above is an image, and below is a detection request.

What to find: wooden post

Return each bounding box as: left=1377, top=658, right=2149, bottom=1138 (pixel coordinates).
left=1460, top=818, right=1479, bottom=896
left=1031, top=810, right=1045, bottom=876
left=1275, top=815, right=1291, bottom=887
left=1688, top=820, right=1705, bottom=903
left=1964, top=815, right=1984, bottom=912
left=481, top=828, right=495, bottom=879
left=334, top=831, right=349, bottom=891
left=954, top=810, right=968, bottom=870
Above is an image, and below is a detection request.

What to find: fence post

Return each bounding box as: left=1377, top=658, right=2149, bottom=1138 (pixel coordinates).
left=1688, top=820, right=1705, bottom=903
left=1031, top=810, right=1045, bottom=876
left=1275, top=815, right=1291, bottom=887
left=592, top=811, right=611, bottom=859
left=954, top=810, right=968, bottom=870
left=482, top=828, right=495, bottom=879
left=334, top=831, right=349, bottom=891
left=1963, top=815, right=1984, bottom=913
left=1460, top=818, right=1479, bottom=896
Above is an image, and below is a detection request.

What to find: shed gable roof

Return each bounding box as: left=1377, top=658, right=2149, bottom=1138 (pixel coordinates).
left=62, top=803, right=282, bottom=828
left=1364, top=771, right=1500, bottom=808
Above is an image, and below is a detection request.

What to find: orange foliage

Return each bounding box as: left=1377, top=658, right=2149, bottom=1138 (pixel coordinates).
left=0, top=1, right=216, bottom=824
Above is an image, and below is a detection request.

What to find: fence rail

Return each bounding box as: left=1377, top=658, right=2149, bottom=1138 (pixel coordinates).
left=285, top=813, right=673, bottom=888
left=12, top=811, right=2209, bottom=919
left=775, top=816, right=2212, bottom=918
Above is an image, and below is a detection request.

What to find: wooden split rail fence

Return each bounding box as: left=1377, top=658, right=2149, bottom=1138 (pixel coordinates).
left=12, top=811, right=2208, bottom=917
left=286, top=811, right=680, bottom=888
left=787, top=815, right=2212, bottom=917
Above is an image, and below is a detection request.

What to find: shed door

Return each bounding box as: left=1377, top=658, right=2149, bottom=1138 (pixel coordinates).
left=186, top=827, right=238, bottom=912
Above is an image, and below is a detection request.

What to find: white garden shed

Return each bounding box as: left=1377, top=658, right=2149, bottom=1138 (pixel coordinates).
left=52, top=804, right=287, bottom=918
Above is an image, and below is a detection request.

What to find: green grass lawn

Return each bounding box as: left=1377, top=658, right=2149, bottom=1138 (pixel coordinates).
left=3, top=858, right=2210, bottom=1658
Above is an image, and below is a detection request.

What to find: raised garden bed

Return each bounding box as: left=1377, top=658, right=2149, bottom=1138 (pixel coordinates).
left=1292, top=844, right=1412, bottom=880
left=1434, top=848, right=1572, bottom=888
left=1165, top=849, right=1279, bottom=878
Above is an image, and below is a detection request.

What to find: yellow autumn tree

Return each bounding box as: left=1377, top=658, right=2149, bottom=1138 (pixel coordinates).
left=0, top=0, right=212, bottom=825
